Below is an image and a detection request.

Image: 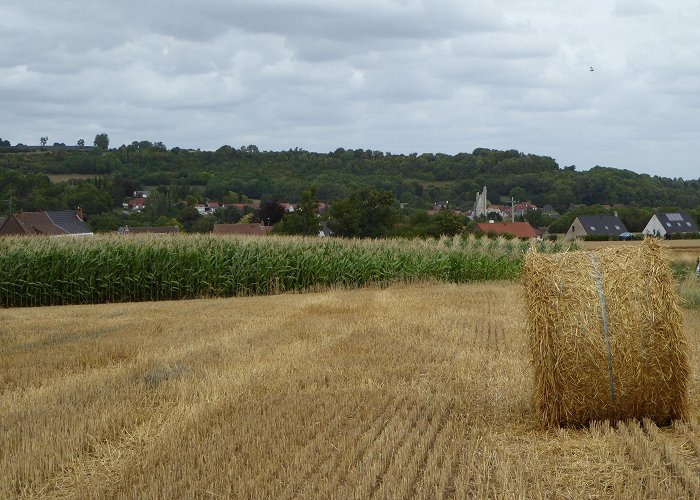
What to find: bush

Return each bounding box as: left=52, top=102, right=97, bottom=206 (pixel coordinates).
left=583, top=234, right=615, bottom=241
left=670, top=232, right=700, bottom=240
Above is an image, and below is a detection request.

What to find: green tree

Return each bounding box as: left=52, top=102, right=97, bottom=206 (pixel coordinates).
left=429, top=210, right=463, bottom=237
left=615, top=206, right=653, bottom=232
left=256, top=199, right=286, bottom=226
left=689, top=206, right=700, bottom=226
left=329, top=187, right=398, bottom=238
left=177, top=206, right=202, bottom=232
left=40, top=136, right=48, bottom=147
left=88, top=214, right=124, bottom=232
left=191, top=217, right=215, bottom=233
left=77, top=139, right=85, bottom=147
left=215, top=206, right=243, bottom=223
left=239, top=213, right=254, bottom=224
left=94, top=133, right=109, bottom=150
left=144, top=191, right=171, bottom=220
left=62, top=183, right=114, bottom=216
left=274, top=186, right=321, bottom=235
left=524, top=209, right=544, bottom=228
left=510, top=186, right=526, bottom=200
left=487, top=211, right=503, bottom=222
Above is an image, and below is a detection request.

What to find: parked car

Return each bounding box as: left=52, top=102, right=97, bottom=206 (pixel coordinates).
left=619, top=232, right=636, bottom=241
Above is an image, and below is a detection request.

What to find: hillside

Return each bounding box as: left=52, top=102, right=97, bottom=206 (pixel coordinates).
left=1, top=146, right=699, bottom=217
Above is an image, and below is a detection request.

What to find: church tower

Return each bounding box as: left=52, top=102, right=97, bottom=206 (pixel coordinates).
left=474, top=186, right=488, bottom=217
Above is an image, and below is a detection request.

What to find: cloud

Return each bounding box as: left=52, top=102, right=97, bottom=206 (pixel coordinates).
left=613, top=0, right=661, bottom=17
left=0, top=0, right=699, bottom=179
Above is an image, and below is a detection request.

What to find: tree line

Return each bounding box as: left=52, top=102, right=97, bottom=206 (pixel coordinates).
left=1, top=136, right=699, bottom=237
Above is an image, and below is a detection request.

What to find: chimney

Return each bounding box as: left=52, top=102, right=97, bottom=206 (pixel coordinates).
left=77, top=207, right=84, bottom=220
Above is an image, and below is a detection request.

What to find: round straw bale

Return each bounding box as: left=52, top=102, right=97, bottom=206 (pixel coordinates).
left=523, top=238, right=689, bottom=427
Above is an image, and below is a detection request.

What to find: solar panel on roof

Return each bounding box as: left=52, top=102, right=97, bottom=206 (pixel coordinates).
left=667, top=213, right=683, bottom=221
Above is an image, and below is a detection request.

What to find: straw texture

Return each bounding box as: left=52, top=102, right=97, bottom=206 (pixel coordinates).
left=524, top=238, right=689, bottom=427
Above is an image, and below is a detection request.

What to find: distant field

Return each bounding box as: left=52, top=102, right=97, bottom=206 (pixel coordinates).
left=47, top=173, right=106, bottom=183
left=2, top=282, right=699, bottom=498
left=580, top=239, right=700, bottom=263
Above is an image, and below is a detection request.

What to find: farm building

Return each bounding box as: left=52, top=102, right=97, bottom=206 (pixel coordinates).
left=0, top=210, right=93, bottom=236
left=213, top=223, right=273, bottom=236
left=474, top=221, right=537, bottom=240
left=642, top=212, right=699, bottom=238
left=563, top=215, right=628, bottom=241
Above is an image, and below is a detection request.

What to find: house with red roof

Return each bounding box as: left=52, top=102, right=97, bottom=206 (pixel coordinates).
left=474, top=221, right=538, bottom=240
left=126, top=197, right=147, bottom=211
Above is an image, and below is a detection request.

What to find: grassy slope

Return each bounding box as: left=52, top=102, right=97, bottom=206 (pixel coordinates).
left=1, top=283, right=699, bottom=498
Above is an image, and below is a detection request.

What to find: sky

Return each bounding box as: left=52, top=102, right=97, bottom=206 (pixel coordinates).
left=1, top=0, right=699, bottom=179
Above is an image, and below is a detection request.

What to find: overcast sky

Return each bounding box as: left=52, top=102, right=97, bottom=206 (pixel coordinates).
left=2, top=0, right=699, bottom=179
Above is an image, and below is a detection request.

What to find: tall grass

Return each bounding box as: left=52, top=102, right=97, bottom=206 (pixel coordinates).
left=678, top=276, right=700, bottom=310
left=0, top=234, right=570, bottom=307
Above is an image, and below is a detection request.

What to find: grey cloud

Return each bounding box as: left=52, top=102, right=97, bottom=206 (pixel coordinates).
left=1, top=0, right=699, bottom=179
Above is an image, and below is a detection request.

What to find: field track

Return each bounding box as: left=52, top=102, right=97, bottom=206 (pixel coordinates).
left=1, top=282, right=699, bottom=498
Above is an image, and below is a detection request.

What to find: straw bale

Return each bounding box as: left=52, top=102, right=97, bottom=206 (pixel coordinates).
left=524, top=238, right=689, bottom=427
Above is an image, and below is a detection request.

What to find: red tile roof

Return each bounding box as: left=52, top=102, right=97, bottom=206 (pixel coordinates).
left=128, top=197, right=147, bottom=207
left=475, top=221, right=537, bottom=239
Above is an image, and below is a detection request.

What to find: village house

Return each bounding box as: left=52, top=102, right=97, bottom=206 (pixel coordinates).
left=0, top=210, right=93, bottom=236
left=643, top=212, right=699, bottom=238
left=540, top=205, right=561, bottom=218
left=564, top=214, right=628, bottom=241
left=125, top=197, right=147, bottom=211
left=474, top=221, right=538, bottom=240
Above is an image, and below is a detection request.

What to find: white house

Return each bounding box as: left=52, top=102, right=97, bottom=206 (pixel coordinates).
left=643, top=212, right=699, bottom=238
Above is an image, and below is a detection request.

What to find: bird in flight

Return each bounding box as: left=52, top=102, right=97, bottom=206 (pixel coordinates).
left=589, top=66, right=594, bottom=72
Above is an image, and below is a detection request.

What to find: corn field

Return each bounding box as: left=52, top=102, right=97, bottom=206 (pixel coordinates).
left=0, top=234, right=570, bottom=307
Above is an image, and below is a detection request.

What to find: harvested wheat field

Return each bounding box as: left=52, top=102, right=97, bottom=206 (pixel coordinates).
left=2, top=282, right=700, bottom=498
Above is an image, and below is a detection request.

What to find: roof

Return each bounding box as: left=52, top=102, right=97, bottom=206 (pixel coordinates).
left=118, top=226, right=180, bottom=234
left=655, top=212, right=699, bottom=233
left=575, top=215, right=628, bottom=235
left=45, top=211, right=92, bottom=235
left=212, top=223, right=273, bottom=236
left=0, top=211, right=92, bottom=236
left=474, top=221, right=537, bottom=238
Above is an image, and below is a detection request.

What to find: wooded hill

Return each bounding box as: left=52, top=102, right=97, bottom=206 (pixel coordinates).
left=1, top=143, right=699, bottom=218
